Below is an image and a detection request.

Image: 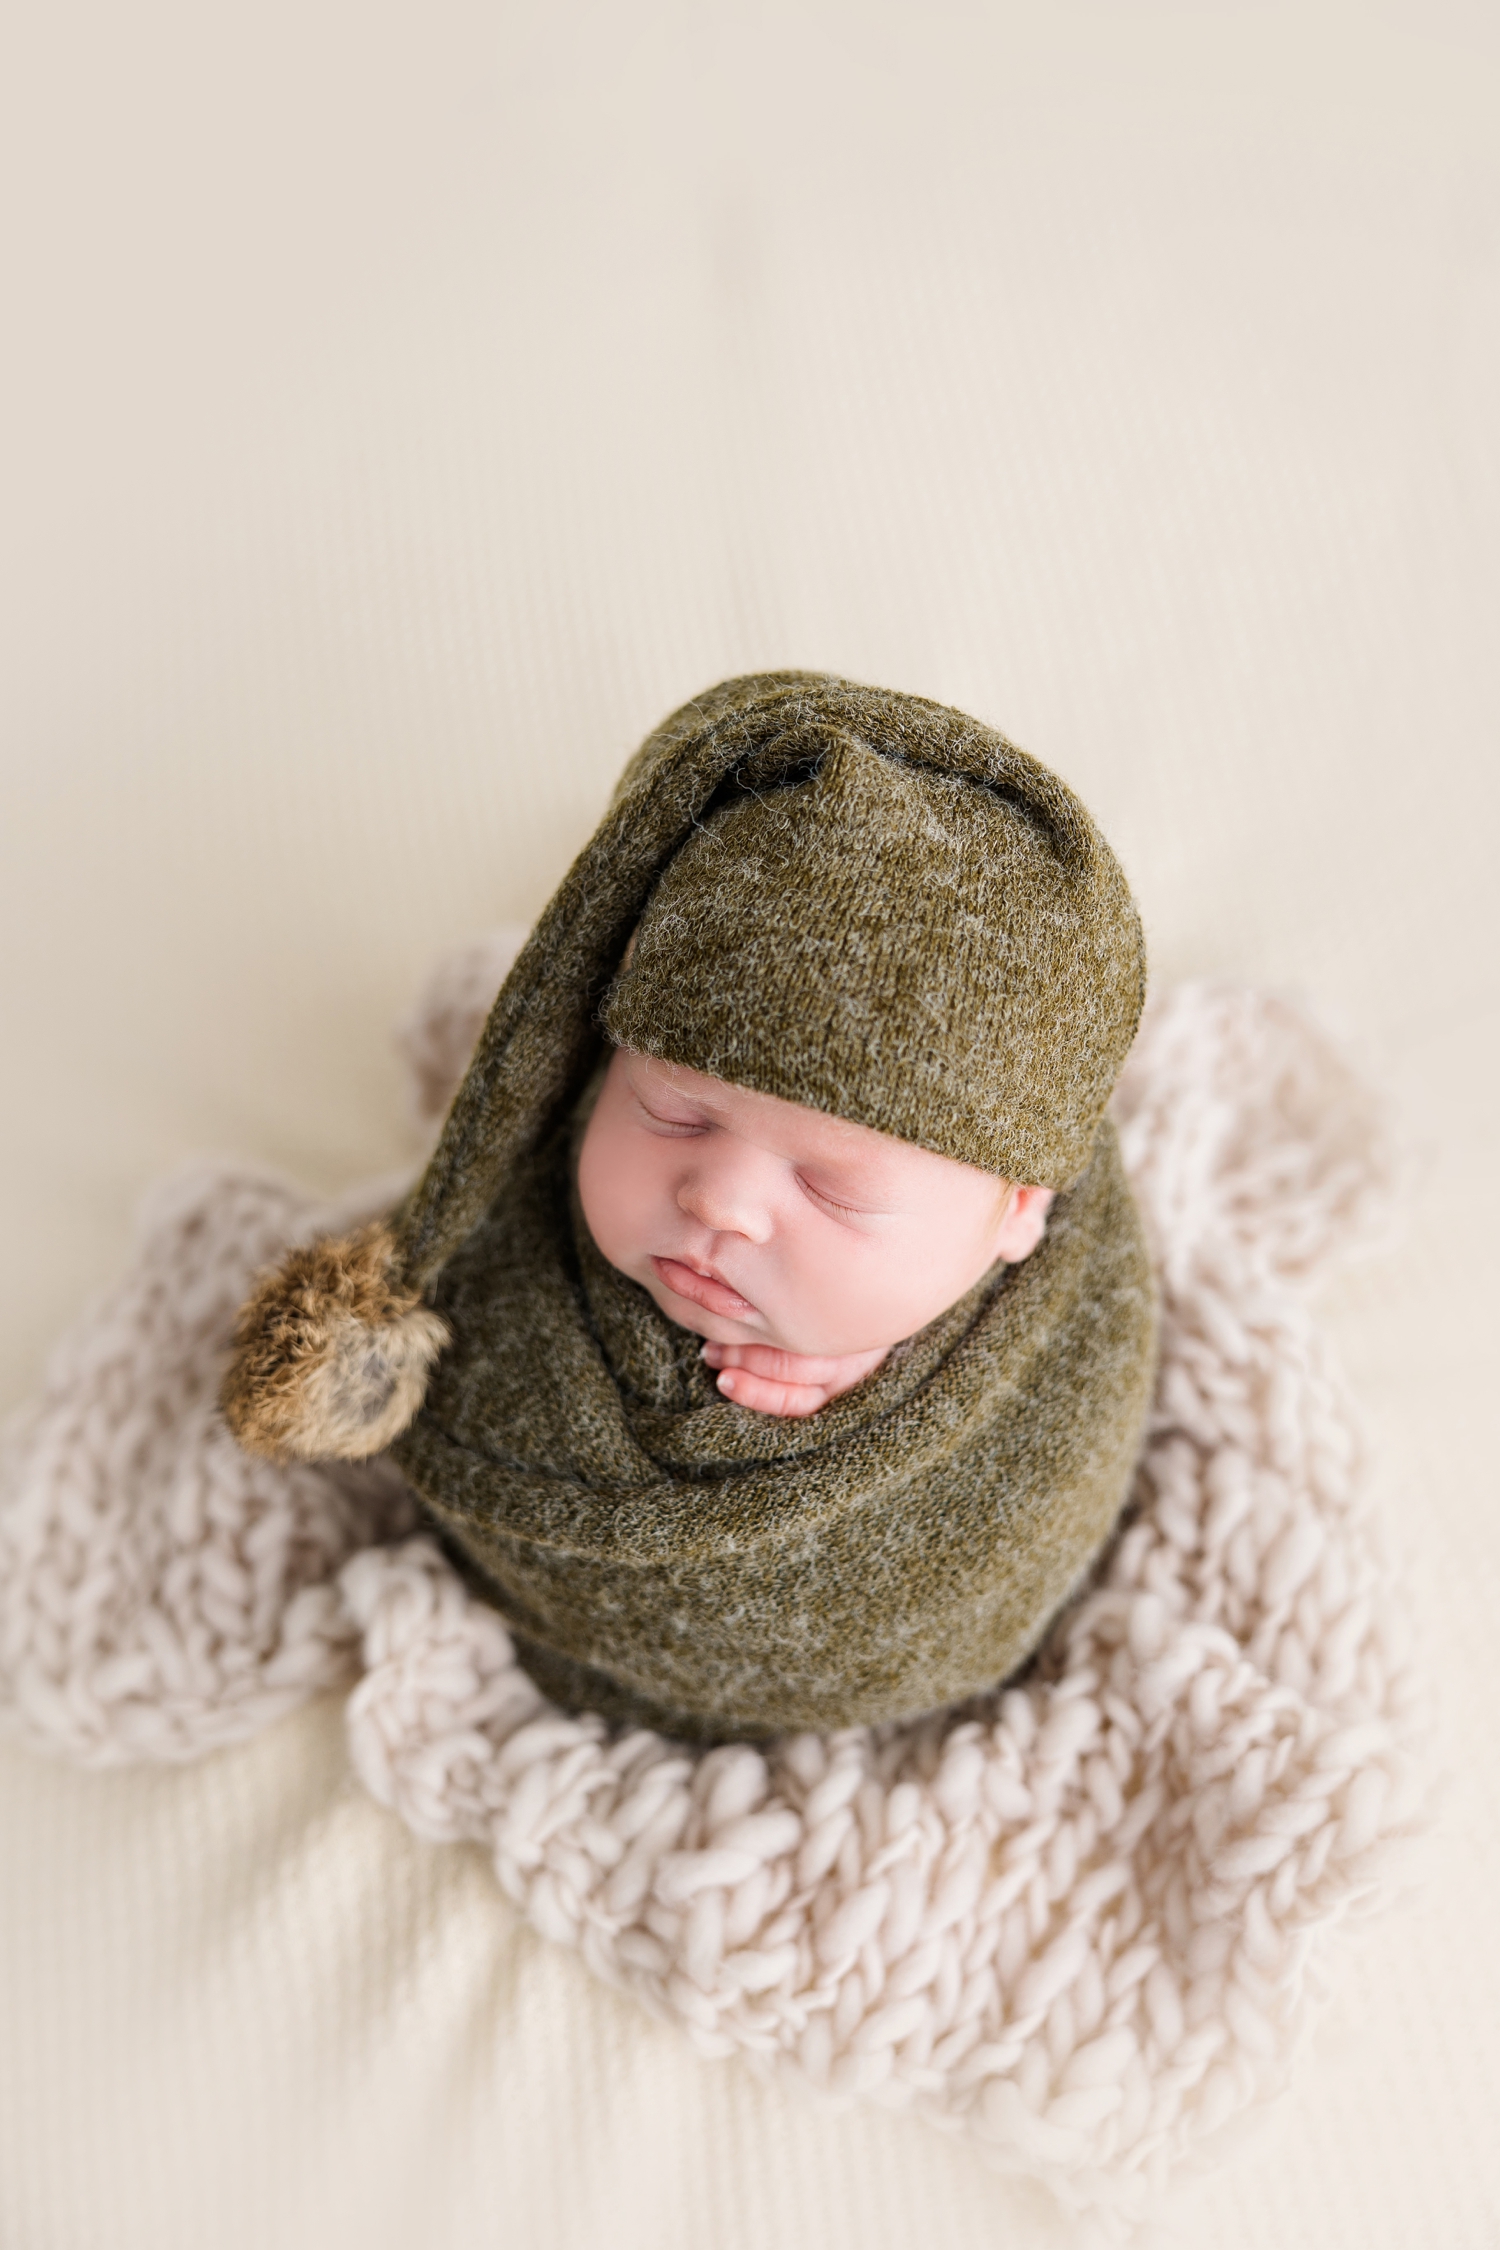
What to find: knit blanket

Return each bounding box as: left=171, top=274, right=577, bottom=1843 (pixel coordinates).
left=0, top=960, right=1429, bottom=2229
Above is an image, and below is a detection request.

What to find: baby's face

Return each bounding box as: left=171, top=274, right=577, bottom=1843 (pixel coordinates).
left=577, top=1047, right=1052, bottom=1361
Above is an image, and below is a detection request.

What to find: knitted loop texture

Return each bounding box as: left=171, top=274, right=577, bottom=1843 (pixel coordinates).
left=358, top=673, right=1158, bottom=1738
left=0, top=954, right=1429, bottom=2227
left=392, top=674, right=1144, bottom=1299
left=602, top=674, right=1145, bottom=1186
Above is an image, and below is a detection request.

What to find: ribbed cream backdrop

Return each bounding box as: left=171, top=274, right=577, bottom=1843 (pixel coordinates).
left=1, top=1, right=1496, bottom=2245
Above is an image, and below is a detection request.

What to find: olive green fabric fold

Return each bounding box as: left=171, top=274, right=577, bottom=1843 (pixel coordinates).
left=387, top=672, right=1145, bottom=1297
left=605, top=726, right=1143, bottom=1187
left=393, top=1111, right=1155, bottom=1741
left=384, top=672, right=1157, bottom=1739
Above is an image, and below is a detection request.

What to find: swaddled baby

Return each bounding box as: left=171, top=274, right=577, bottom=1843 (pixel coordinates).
left=223, top=672, right=1157, bottom=1741
left=579, top=1042, right=1055, bottom=1419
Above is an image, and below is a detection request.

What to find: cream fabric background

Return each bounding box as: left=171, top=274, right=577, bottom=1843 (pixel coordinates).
left=2, top=1, right=1497, bottom=2242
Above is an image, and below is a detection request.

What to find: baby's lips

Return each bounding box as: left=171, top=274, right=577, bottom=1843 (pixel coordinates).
left=652, top=1255, right=758, bottom=1321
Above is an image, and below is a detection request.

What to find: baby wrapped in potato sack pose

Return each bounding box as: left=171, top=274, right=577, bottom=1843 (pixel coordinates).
left=223, top=673, right=1157, bottom=1741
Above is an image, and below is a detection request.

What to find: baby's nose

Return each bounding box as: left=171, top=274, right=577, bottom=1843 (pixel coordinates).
left=675, top=1166, right=774, bottom=1243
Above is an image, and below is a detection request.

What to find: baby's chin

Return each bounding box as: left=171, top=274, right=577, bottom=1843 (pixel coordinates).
left=646, top=1291, right=756, bottom=1346
left=627, top=1270, right=816, bottom=1354
left=641, top=1282, right=782, bottom=1349
left=642, top=1281, right=895, bottom=1361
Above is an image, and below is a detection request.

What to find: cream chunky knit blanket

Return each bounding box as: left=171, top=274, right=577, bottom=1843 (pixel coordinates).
left=0, top=953, right=1429, bottom=2228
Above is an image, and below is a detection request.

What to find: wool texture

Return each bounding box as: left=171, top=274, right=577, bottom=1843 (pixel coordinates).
left=605, top=700, right=1145, bottom=1187
left=0, top=966, right=1429, bottom=2228
left=393, top=672, right=1146, bottom=1308
left=220, top=676, right=1157, bottom=1732
left=366, top=675, right=1152, bottom=1734
left=396, top=1105, right=1154, bottom=1739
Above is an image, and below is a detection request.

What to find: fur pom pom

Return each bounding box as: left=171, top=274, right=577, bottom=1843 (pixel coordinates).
left=220, top=1221, right=448, bottom=1463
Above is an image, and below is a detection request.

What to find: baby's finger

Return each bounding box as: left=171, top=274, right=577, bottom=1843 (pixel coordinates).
left=715, top=1367, right=831, bottom=1418
left=702, top=1343, right=849, bottom=1385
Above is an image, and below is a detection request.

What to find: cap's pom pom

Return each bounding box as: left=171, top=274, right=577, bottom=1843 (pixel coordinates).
left=220, top=1220, right=448, bottom=1463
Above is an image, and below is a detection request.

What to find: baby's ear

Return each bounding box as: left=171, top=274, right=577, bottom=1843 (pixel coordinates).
left=995, top=1184, right=1055, bottom=1264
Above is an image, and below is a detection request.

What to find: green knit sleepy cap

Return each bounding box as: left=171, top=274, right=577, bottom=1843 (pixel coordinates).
left=388, top=672, right=1144, bottom=1298
left=602, top=686, right=1145, bottom=1189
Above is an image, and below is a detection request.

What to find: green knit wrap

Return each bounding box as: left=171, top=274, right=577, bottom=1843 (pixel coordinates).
left=604, top=697, right=1144, bottom=1188
left=386, top=671, right=1158, bottom=1740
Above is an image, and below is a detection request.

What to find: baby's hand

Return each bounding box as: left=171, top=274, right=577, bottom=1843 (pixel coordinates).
left=701, top=1341, right=890, bottom=1418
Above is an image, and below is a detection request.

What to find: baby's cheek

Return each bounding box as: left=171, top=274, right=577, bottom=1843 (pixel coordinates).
left=578, top=1116, right=645, bottom=1269
left=605, top=1164, right=664, bottom=1269
left=786, top=1228, right=911, bottom=1352
left=838, top=1226, right=987, bottom=1345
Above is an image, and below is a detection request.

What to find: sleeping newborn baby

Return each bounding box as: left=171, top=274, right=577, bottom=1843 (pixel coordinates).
left=223, top=672, right=1157, bottom=1742
left=579, top=1044, right=1054, bottom=1419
